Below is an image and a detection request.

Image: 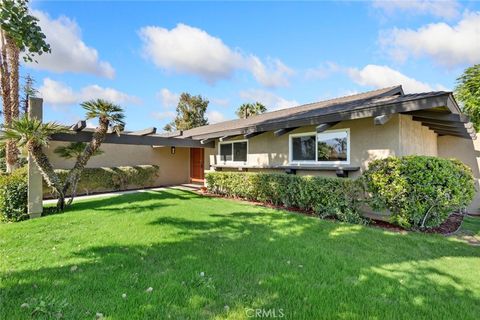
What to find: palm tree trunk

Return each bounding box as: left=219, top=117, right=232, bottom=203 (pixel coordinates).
left=62, top=119, right=109, bottom=206
left=27, top=143, right=65, bottom=210
left=0, top=30, right=14, bottom=173
left=5, top=35, right=20, bottom=172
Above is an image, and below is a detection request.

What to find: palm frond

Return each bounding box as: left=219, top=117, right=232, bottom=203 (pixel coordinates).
left=0, top=116, right=68, bottom=148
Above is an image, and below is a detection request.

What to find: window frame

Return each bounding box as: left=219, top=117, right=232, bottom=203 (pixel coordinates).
left=289, top=128, right=350, bottom=165
left=218, top=139, right=249, bottom=164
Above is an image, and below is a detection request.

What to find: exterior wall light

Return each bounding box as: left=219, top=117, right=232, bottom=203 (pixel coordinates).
left=171, top=146, right=176, bottom=155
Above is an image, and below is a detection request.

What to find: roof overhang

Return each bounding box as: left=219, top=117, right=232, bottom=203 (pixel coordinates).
left=188, top=92, right=475, bottom=140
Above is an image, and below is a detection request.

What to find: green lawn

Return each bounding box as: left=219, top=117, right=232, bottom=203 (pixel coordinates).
left=1, top=189, right=479, bottom=319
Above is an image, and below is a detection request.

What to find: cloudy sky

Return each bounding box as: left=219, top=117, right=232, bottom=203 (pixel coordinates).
left=20, top=0, right=480, bottom=130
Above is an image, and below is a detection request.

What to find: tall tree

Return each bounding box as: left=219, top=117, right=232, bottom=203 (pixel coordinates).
left=163, top=93, right=209, bottom=131
left=20, top=74, right=38, bottom=114
left=455, top=64, right=480, bottom=131
left=236, top=102, right=267, bottom=119
left=0, top=0, right=50, bottom=172
left=60, top=99, right=125, bottom=208
left=1, top=117, right=67, bottom=209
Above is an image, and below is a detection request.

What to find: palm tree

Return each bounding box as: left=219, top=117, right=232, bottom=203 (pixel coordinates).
left=61, top=99, right=125, bottom=207
left=236, top=102, right=267, bottom=119
left=54, top=142, right=103, bottom=161
left=1, top=116, right=67, bottom=207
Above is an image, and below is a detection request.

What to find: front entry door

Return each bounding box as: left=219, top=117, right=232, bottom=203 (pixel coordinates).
left=190, top=148, right=205, bottom=183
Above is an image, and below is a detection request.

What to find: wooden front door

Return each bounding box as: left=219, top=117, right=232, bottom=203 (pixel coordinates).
left=190, top=148, right=205, bottom=183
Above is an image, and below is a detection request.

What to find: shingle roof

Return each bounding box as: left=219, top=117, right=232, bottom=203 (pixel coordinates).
left=182, top=85, right=405, bottom=138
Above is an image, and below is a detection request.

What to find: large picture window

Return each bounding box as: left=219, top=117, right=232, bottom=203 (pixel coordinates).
left=219, top=140, right=248, bottom=163
left=289, top=129, right=350, bottom=164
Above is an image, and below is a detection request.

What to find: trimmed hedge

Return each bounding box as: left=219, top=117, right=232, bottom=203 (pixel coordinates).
left=0, top=167, right=28, bottom=222
left=205, top=172, right=366, bottom=224
left=362, top=156, right=475, bottom=230
left=43, top=165, right=160, bottom=198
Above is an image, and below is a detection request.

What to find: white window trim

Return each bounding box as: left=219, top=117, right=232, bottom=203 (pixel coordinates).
left=289, top=128, right=350, bottom=165
left=218, top=139, right=249, bottom=164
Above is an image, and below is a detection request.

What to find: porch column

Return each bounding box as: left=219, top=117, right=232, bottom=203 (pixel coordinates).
left=27, top=98, right=43, bottom=218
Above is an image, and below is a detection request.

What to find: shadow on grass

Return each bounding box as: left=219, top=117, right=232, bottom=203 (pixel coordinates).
left=3, top=190, right=480, bottom=319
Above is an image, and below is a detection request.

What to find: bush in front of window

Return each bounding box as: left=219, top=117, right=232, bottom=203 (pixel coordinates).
left=205, top=171, right=366, bottom=224
left=362, top=156, right=475, bottom=230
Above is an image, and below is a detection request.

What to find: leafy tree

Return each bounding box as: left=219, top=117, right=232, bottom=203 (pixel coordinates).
left=455, top=64, right=480, bottom=131
left=61, top=99, right=125, bottom=208
left=236, top=102, right=267, bottom=119
left=0, top=0, right=50, bottom=172
left=163, top=93, right=209, bottom=131
left=54, top=142, right=104, bottom=161
left=20, top=74, right=38, bottom=114
left=1, top=117, right=67, bottom=209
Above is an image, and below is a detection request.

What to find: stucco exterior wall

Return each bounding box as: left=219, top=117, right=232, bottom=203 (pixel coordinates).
left=207, top=115, right=404, bottom=178
left=399, top=114, right=437, bottom=156
left=438, top=136, right=480, bottom=213
left=46, top=142, right=191, bottom=186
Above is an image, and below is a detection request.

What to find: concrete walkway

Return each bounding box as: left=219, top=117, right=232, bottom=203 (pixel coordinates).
left=43, top=184, right=202, bottom=205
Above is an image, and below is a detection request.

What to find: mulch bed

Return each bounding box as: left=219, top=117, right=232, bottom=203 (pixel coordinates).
left=199, top=190, right=465, bottom=236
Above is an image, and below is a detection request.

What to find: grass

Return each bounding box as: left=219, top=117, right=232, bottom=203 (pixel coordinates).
left=1, top=189, right=479, bottom=319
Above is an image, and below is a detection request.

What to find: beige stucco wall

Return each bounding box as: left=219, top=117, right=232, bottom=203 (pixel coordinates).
left=207, top=115, right=413, bottom=178
left=438, top=136, right=480, bottom=213
left=399, top=114, right=437, bottom=156
left=46, top=142, right=191, bottom=186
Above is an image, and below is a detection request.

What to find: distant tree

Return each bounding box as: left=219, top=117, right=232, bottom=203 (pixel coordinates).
left=0, top=0, right=50, bottom=172
left=236, top=102, right=267, bottom=119
left=163, top=93, right=209, bottom=131
left=20, top=74, right=38, bottom=114
left=455, top=64, right=480, bottom=131
left=54, top=142, right=104, bottom=162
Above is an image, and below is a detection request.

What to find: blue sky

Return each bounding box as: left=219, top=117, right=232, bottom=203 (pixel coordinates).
left=22, top=0, right=480, bottom=130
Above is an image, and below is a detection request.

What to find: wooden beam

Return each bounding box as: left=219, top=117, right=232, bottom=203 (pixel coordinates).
left=158, top=130, right=183, bottom=138
left=130, top=127, right=157, bottom=136
left=433, top=129, right=474, bottom=139
left=412, top=117, right=473, bottom=128
left=244, top=131, right=265, bottom=139
left=316, top=122, right=339, bottom=133
left=425, top=124, right=475, bottom=134
left=51, top=131, right=215, bottom=148
left=373, top=114, right=392, bottom=125
left=274, top=127, right=298, bottom=137
left=200, top=138, right=215, bottom=145
left=219, top=135, right=237, bottom=142
left=406, top=110, right=469, bottom=123
left=70, top=120, right=86, bottom=131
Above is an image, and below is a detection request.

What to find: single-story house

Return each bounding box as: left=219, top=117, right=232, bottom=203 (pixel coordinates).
left=46, top=85, right=480, bottom=212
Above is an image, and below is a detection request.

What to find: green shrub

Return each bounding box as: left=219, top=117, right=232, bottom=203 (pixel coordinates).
left=0, top=167, right=28, bottom=222
left=205, top=172, right=366, bottom=224
left=362, top=156, right=475, bottom=230
left=43, top=165, right=160, bottom=197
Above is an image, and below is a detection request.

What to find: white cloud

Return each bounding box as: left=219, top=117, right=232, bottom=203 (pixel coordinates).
left=210, top=98, right=230, bottom=107
left=240, top=89, right=299, bottom=111
left=207, top=111, right=227, bottom=124
left=248, top=56, right=294, bottom=87
left=156, top=88, right=179, bottom=108
left=39, top=78, right=141, bottom=106
left=380, top=11, right=480, bottom=67
left=139, top=23, right=292, bottom=87
left=305, top=62, right=341, bottom=80
left=347, top=64, right=447, bottom=93
left=151, top=111, right=176, bottom=121
left=26, top=10, right=115, bottom=78
left=372, top=0, right=460, bottom=19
